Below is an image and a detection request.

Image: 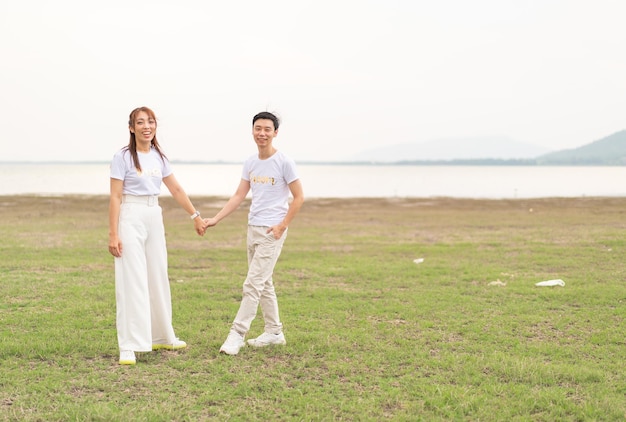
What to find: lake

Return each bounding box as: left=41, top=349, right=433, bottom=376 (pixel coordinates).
left=1, top=163, right=625, bottom=199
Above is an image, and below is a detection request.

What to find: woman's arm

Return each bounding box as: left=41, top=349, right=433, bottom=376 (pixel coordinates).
left=108, top=178, right=124, bottom=257
left=163, top=173, right=206, bottom=235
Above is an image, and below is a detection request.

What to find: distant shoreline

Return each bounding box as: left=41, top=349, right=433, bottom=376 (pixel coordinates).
left=3, top=164, right=624, bottom=198
left=1, top=160, right=624, bottom=166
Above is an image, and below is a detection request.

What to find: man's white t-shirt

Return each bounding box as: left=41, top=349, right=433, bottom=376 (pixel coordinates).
left=110, top=148, right=172, bottom=196
left=242, top=150, right=299, bottom=226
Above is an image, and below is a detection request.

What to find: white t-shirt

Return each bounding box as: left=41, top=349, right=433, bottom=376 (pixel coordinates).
left=242, top=150, right=299, bottom=226
left=110, top=148, right=172, bottom=196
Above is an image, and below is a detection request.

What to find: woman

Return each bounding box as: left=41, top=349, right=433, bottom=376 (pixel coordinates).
left=108, top=106, right=206, bottom=365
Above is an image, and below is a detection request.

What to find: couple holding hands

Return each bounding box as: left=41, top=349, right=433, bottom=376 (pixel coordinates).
left=108, top=107, right=304, bottom=365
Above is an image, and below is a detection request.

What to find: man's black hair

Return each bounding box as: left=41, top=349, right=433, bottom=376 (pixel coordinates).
left=252, top=112, right=280, bottom=130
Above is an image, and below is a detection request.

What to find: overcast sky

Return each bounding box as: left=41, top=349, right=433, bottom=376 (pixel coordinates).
left=1, top=0, right=624, bottom=163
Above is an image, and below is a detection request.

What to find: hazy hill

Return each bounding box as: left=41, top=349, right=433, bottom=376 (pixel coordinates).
left=344, top=130, right=626, bottom=165
left=536, top=130, right=626, bottom=165
left=347, top=136, right=552, bottom=163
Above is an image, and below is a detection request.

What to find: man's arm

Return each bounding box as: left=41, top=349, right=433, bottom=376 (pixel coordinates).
left=204, top=179, right=251, bottom=227
left=268, top=179, right=304, bottom=239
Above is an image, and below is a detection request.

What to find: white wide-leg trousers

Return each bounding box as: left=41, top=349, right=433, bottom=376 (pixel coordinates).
left=115, top=197, right=177, bottom=352
left=231, top=225, right=287, bottom=336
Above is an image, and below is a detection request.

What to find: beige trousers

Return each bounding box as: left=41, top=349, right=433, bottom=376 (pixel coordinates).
left=231, top=225, right=287, bottom=336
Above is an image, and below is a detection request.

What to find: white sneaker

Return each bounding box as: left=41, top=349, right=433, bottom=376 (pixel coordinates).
left=247, top=332, right=286, bottom=348
left=153, top=339, right=187, bottom=350
left=219, top=331, right=245, bottom=355
left=119, top=350, right=136, bottom=365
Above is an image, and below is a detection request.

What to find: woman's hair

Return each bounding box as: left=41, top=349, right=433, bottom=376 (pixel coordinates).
left=253, top=111, right=280, bottom=130
left=124, top=106, right=167, bottom=172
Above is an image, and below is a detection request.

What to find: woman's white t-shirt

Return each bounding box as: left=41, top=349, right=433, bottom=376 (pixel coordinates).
left=242, top=150, right=299, bottom=226
left=110, top=148, right=172, bottom=196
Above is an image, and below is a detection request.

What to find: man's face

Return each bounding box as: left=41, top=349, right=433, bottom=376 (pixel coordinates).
left=253, top=119, right=278, bottom=147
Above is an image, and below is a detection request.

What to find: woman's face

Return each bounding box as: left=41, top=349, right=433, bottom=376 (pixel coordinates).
left=130, top=111, right=157, bottom=144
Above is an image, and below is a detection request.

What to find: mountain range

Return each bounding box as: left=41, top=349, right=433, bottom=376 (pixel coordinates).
left=535, top=130, right=626, bottom=165
left=345, top=130, right=626, bottom=165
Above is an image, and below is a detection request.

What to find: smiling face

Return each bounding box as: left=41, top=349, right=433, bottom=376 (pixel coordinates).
left=130, top=111, right=157, bottom=146
left=252, top=118, right=278, bottom=148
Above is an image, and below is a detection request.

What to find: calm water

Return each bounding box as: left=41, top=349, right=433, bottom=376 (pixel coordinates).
left=1, top=163, right=625, bottom=199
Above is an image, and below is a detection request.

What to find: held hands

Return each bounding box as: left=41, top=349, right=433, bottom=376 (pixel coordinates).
left=203, top=217, right=218, bottom=229
left=194, top=216, right=219, bottom=236
left=194, top=216, right=208, bottom=236
left=194, top=217, right=219, bottom=236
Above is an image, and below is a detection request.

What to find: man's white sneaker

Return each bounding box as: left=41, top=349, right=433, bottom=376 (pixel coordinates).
left=119, top=350, right=136, bottom=365
left=219, top=331, right=245, bottom=355
left=247, top=332, right=286, bottom=348
left=152, top=339, right=187, bottom=350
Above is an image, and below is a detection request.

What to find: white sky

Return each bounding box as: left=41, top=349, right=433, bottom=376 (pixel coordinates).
left=1, top=0, right=625, bottom=162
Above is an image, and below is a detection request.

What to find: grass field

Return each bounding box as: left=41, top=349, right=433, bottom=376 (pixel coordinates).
left=1, top=195, right=625, bottom=421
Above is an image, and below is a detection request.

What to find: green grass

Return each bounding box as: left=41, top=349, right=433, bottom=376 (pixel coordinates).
left=1, top=195, right=626, bottom=421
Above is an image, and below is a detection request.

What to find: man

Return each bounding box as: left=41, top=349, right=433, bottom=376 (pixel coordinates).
left=204, top=111, right=304, bottom=355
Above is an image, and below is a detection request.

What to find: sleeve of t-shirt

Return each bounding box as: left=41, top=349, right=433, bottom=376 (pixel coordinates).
left=241, top=158, right=252, bottom=181
left=283, top=157, right=299, bottom=184
left=161, top=155, right=173, bottom=178
left=110, top=150, right=127, bottom=180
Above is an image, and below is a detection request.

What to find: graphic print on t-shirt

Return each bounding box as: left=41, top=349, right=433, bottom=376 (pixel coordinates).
left=249, top=174, right=276, bottom=186
left=137, top=167, right=162, bottom=178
